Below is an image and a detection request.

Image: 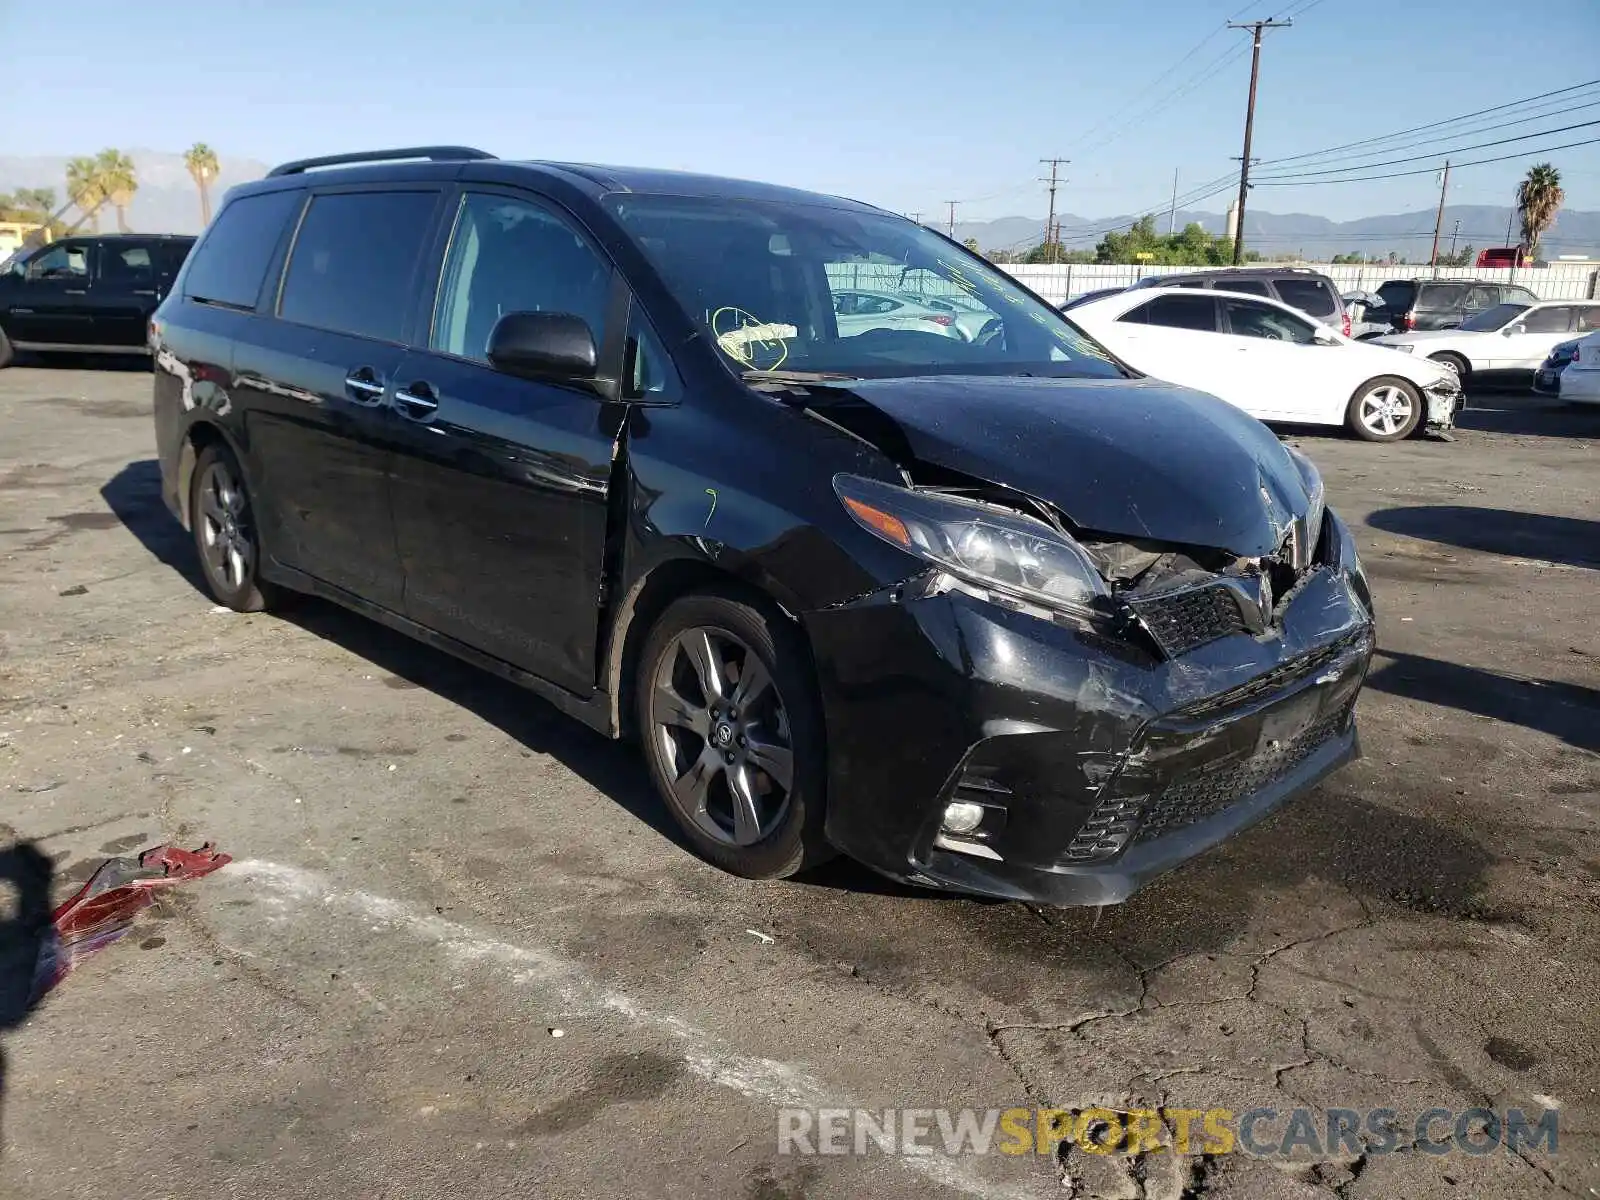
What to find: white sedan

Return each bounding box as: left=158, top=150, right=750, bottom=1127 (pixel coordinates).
left=1558, top=329, right=1600, bottom=406
left=831, top=290, right=964, bottom=340
left=1067, top=286, right=1462, bottom=442
left=1372, top=299, right=1600, bottom=381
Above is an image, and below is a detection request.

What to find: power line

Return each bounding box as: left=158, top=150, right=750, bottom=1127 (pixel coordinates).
left=1255, top=79, right=1600, bottom=168
left=1252, top=135, right=1600, bottom=186
left=1253, top=119, right=1600, bottom=182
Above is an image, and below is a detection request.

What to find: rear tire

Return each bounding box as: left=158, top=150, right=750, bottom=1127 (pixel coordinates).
left=0, top=326, right=13, bottom=369
left=1346, top=376, right=1423, bottom=442
left=189, top=442, right=285, bottom=613
left=636, top=587, right=832, bottom=880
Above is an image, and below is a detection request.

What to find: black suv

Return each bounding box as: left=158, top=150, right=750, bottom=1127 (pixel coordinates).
left=150, top=147, right=1375, bottom=906
left=1366, top=278, right=1540, bottom=334
left=1131, top=267, right=1349, bottom=336
left=0, top=233, right=195, bottom=366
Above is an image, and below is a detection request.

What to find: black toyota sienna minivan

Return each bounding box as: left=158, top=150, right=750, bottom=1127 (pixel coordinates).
left=151, top=146, right=1376, bottom=906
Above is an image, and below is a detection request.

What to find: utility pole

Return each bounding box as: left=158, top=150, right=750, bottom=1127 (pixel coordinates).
left=944, top=200, right=958, bottom=238
left=1429, top=160, right=1451, bottom=271
left=1228, top=18, right=1292, bottom=265
left=1168, top=167, right=1179, bottom=236
left=908, top=211, right=924, bottom=226
left=1040, top=158, right=1069, bottom=264
left=1449, top=218, right=1461, bottom=259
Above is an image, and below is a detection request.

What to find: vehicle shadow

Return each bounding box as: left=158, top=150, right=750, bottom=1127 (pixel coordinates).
left=99, top=460, right=209, bottom=594
left=1458, top=388, right=1600, bottom=438
left=0, top=840, right=54, bottom=1154
left=1365, top=648, right=1600, bottom=753
left=282, top=599, right=690, bottom=850
left=1366, top=505, right=1599, bottom=569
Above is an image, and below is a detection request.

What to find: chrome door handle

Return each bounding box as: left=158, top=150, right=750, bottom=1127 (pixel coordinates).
left=394, top=382, right=439, bottom=417
left=132, top=289, right=157, bottom=296
left=65, top=288, right=87, bottom=295
left=344, top=370, right=386, bottom=404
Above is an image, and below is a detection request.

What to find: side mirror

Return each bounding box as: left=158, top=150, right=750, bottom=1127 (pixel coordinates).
left=1502, top=324, right=1525, bottom=337
left=487, top=311, right=598, bottom=382
left=1313, top=327, right=1340, bottom=345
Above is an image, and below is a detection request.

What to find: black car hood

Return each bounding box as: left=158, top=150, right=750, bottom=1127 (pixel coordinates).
left=821, top=375, right=1310, bottom=559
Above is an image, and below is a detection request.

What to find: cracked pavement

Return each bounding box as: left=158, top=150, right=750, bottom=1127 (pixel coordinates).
left=0, top=364, right=1596, bottom=1199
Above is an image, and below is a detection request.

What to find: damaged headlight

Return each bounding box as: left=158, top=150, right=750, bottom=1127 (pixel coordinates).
left=1387, top=343, right=1417, bottom=354
left=834, top=474, right=1108, bottom=614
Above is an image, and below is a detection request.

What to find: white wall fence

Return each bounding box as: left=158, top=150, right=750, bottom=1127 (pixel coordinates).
left=999, top=262, right=1600, bottom=306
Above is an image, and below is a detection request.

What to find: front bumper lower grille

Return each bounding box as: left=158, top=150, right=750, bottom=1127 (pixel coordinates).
left=1131, top=584, right=1247, bottom=657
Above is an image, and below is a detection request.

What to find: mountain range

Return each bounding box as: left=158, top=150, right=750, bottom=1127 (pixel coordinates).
left=2, top=151, right=1595, bottom=261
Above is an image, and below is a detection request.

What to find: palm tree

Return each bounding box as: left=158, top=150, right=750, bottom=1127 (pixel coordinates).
left=1515, top=163, right=1564, bottom=260
left=96, top=149, right=138, bottom=233
left=184, top=143, right=220, bottom=226
left=65, top=156, right=106, bottom=233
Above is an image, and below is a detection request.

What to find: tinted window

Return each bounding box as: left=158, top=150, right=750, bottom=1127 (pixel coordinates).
left=1503, top=286, right=1539, bottom=304
left=1220, top=279, right=1270, bottom=296
left=1221, top=297, right=1316, bottom=343
left=1122, top=294, right=1217, bottom=332
left=155, top=241, right=193, bottom=276
left=183, top=190, right=302, bottom=310
left=1274, top=278, right=1338, bottom=317
left=1459, top=303, right=1529, bottom=331
left=1465, top=285, right=1500, bottom=311
left=101, top=244, right=153, bottom=283
left=1376, top=281, right=1414, bottom=311
left=280, top=191, right=438, bottom=342
left=1520, top=306, right=1573, bottom=334
left=1417, top=283, right=1467, bottom=309
left=28, top=243, right=89, bottom=279
left=431, top=192, right=610, bottom=363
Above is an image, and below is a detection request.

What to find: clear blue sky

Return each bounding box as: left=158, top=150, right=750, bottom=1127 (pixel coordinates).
left=7, top=0, right=1598, bottom=227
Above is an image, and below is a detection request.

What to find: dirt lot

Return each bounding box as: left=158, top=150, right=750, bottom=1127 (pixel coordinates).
left=0, top=363, right=1596, bottom=1200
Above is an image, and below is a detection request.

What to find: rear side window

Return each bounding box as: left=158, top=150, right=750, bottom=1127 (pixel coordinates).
left=1418, top=283, right=1467, bottom=309
left=183, top=190, right=302, bottom=310
left=101, top=244, right=153, bottom=283
left=155, top=241, right=193, bottom=276
left=1121, top=294, right=1217, bottom=332
left=279, top=191, right=439, bottom=342
left=1503, top=286, right=1539, bottom=304
left=1273, top=278, right=1338, bottom=317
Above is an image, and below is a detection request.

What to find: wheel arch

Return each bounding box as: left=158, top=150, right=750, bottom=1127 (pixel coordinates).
left=176, top=418, right=243, bottom=531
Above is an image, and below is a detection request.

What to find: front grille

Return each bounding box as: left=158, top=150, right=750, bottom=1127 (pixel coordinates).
left=1132, top=584, right=1247, bottom=658
left=1132, top=705, right=1349, bottom=846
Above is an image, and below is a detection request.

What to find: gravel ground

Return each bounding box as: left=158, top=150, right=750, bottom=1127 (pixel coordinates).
left=0, top=362, right=1596, bottom=1199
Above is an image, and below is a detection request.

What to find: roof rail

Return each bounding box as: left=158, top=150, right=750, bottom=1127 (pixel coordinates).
left=267, top=146, right=496, bottom=177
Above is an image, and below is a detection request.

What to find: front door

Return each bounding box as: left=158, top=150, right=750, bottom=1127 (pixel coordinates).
left=1490, top=305, right=1579, bottom=370
left=1213, top=296, right=1335, bottom=422
left=237, top=187, right=444, bottom=610
left=387, top=189, right=621, bottom=692
left=6, top=241, right=93, bottom=345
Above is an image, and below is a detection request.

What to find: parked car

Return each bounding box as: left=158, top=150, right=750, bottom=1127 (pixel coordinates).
left=1373, top=299, right=1600, bottom=383
left=1551, top=329, right=1600, bottom=406
left=1364, top=278, right=1540, bottom=335
left=1068, top=286, right=1461, bottom=441
left=0, top=233, right=196, bottom=366
left=894, top=290, right=1003, bottom=343
left=1532, top=338, right=1581, bottom=397
left=1342, top=291, right=1393, bottom=340
left=831, top=289, right=964, bottom=340
left=1061, top=286, right=1127, bottom=312
left=1130, top=267, right=1350, bottom=337
left=150, top=146, right=1376, bottom=906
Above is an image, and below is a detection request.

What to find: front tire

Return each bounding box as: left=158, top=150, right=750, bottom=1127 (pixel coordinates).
left=1346, top=376, right=1423, bottom=442
left=0, top=326, right=14, bottom=369
left=1428, top=351, right=1469, bottom=385
left=636, top=587, right=832, bottom=880
left=189, top=442, right=284, bottom=612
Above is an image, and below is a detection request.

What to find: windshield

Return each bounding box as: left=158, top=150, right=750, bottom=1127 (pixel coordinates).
left=607, top=194, right=1123, bottom=380
left=1460, top=303, right=1529, bottom=332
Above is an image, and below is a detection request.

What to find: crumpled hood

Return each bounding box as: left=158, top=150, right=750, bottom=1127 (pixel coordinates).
left=825, top=375, right=1312, bottom=559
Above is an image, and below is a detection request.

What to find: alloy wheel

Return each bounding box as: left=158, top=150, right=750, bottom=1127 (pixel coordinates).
left=648, top=627, right=794, bottom=847
left=1358, top=384, right=1415, bottom=437
left=196, top=458, right=255, bottom=593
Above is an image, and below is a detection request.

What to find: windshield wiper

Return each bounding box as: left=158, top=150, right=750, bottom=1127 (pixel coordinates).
left=741, top=369, right=859, bottom=384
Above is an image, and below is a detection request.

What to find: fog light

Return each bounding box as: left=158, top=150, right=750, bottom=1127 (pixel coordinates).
left=942, top=801, right=985, bottom=835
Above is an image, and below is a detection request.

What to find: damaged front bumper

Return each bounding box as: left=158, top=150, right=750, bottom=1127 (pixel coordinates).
left=1422, top=374, right=1463, bottom=435
left=803, top=510, right=1376, bottom=906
